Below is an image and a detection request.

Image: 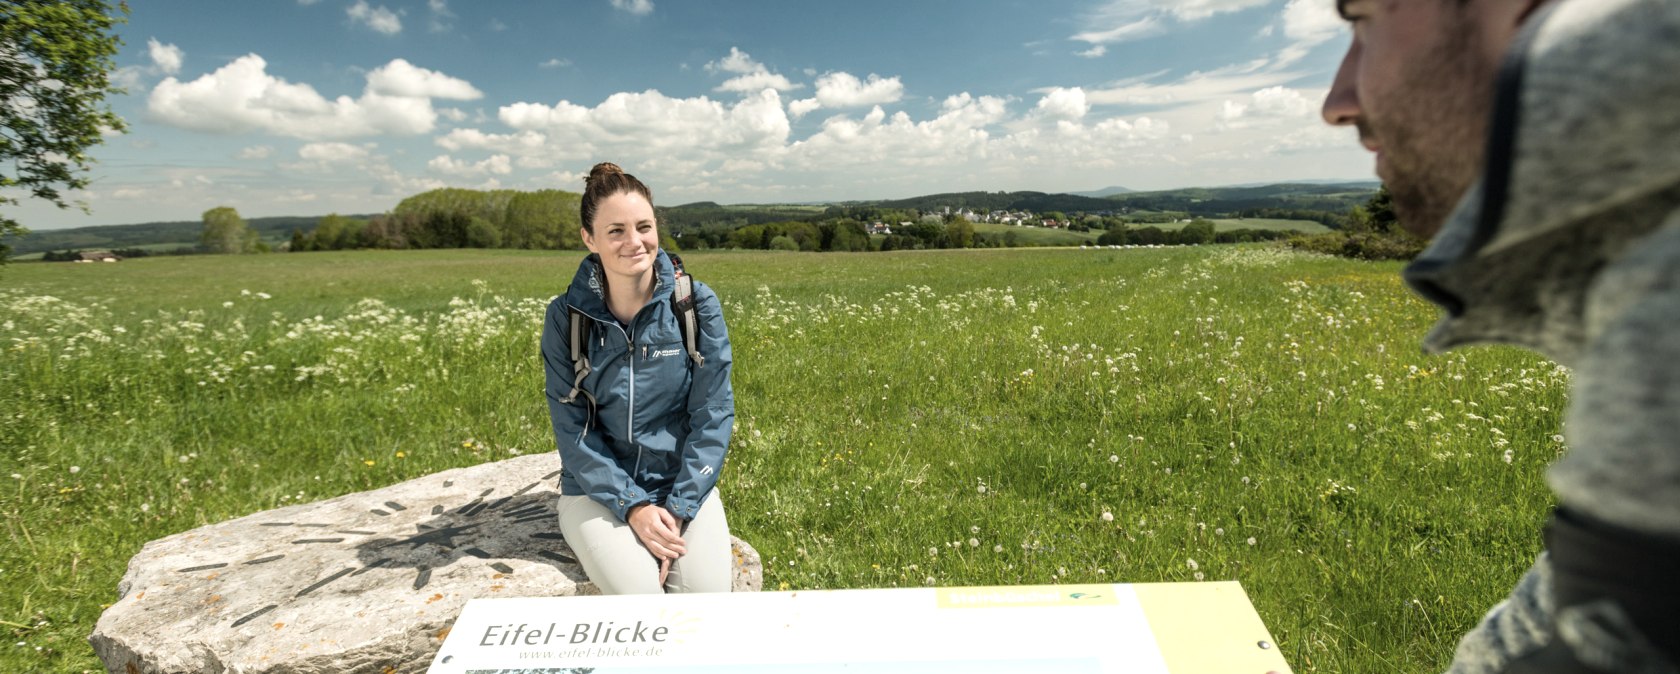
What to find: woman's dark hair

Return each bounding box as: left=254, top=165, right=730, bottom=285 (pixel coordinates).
left=580, top=162, right=653, bottom=232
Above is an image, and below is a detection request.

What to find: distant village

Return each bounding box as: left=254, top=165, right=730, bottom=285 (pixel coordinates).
left=867, top=205, right=1138, bottom=235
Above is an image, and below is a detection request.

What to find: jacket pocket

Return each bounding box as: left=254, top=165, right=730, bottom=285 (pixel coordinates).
left=635, top=338, right=692, bottom=415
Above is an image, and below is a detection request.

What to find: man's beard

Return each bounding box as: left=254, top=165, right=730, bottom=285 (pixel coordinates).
left=1368, top=17, right=1496, bottom=240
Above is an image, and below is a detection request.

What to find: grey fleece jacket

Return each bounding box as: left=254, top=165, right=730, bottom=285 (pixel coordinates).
left=1401, top=0, right=1680, bottom=671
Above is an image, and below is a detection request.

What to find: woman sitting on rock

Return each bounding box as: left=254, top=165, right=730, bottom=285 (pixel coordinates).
left=542, top=162, right=735, bottom=594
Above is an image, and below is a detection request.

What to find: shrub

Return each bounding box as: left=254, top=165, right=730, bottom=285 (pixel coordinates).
left=1288, top=231, right=1426, bottom=261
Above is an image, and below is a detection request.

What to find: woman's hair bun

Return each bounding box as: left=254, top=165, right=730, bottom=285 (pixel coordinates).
left=578, top=161, right=653, bottom=231
left=587, top=162, right=625, bottom=184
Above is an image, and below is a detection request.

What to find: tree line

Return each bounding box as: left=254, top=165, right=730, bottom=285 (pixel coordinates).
left=287, top=189, right=589, bottom=252
left=178, top=186, right=1402, bottom=259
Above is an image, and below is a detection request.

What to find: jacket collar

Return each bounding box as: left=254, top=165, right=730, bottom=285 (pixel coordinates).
left=565, top=248, right=676, bottom=322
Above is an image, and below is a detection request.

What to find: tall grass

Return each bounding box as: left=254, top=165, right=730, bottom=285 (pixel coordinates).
left=2, top=247, right=1563, bottom=672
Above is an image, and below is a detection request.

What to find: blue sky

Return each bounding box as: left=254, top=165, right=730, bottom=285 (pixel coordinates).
left=20, top=0, right=1366, bottom=229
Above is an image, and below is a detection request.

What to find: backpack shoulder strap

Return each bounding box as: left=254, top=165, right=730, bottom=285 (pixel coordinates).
left=668, top=254, right=705, bottom=368
left=558, top=305, right=597, bottom=408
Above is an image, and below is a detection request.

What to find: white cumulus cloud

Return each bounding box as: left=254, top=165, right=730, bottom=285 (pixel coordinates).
left=1216, top=86, right=1318, bottom=128
left=147, top=39, right=183, bottom=75
left=610, top=0, right=654, bottom=16
left=148, top=55, right=482, bottom=139
left=789, top=72, right=903, bottom=117
left=237, top=145, right=273, bottom=160
left=298, top=142, right=373, bottom=164
left=428, top=154, right=513, bottom=177
left=717, top=71, right=799, bottom=94
left=441, top=89, right=793, bottom=181
left=1035, top=87, right=1090, bottom=120
left=705, top=47, right=759, bottom=75
left=1077, top=45, right=1108, bottom=58
left=705, top=48, right=801, bottom=94
left=348, top=0, right=402, bottom=35
left=1276, top=0, right=1346, bottom=65
left=366, top=59, right=482, bottom=99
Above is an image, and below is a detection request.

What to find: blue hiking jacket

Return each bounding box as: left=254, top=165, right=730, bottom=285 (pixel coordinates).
left=542, top=250, right=734, bottom=523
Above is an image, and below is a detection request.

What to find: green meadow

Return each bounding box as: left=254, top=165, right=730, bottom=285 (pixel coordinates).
left=2, top=246, right=1563, bottom=672
left=1206, top=218, right=1331, bottom=233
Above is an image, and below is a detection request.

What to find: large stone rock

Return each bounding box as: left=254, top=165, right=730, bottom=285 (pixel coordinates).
left=90, top=453, right=761, bottom=673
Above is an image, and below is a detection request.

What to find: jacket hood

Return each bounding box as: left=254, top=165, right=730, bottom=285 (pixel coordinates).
left=563, top=248, right=677, bottom=320
left=1403, top=0, right=1680, bottom=364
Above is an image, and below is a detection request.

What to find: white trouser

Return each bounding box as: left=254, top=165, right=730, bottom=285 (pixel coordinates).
left=556, top=493, right=732, bottom=594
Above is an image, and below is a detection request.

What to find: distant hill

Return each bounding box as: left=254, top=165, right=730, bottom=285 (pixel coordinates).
left=11, top=215, right=379, bottom=255
left=1104, top=182, right=1377, bottom=216
left=657, top=201, right=829, bottom=230
left=8, top=181, right=1382, bottom=254
left=849, top=182, right=1377, bottom=219
left=1071, top=185, right=1134, bottom=198
left=867, top=191, right=1122, bottom=214
left=1221, top=179, right=1380, bottom=189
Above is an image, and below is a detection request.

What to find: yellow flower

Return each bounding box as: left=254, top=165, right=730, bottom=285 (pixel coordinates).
left=395, top=451, right=406, bottom=459
left=363, top=460, right=376, bottom=467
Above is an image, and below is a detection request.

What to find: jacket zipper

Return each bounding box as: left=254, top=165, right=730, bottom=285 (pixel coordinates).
left=606, top=319, right=641, bottom=479
left=570, top=266, right=667, bottom=497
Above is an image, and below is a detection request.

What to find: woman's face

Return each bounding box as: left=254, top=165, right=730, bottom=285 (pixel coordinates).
left=582, top=190, right=659, bottom=281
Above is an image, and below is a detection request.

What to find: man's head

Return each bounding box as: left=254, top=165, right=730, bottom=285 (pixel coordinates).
left=1322, top=0, right=1547, bottom=239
